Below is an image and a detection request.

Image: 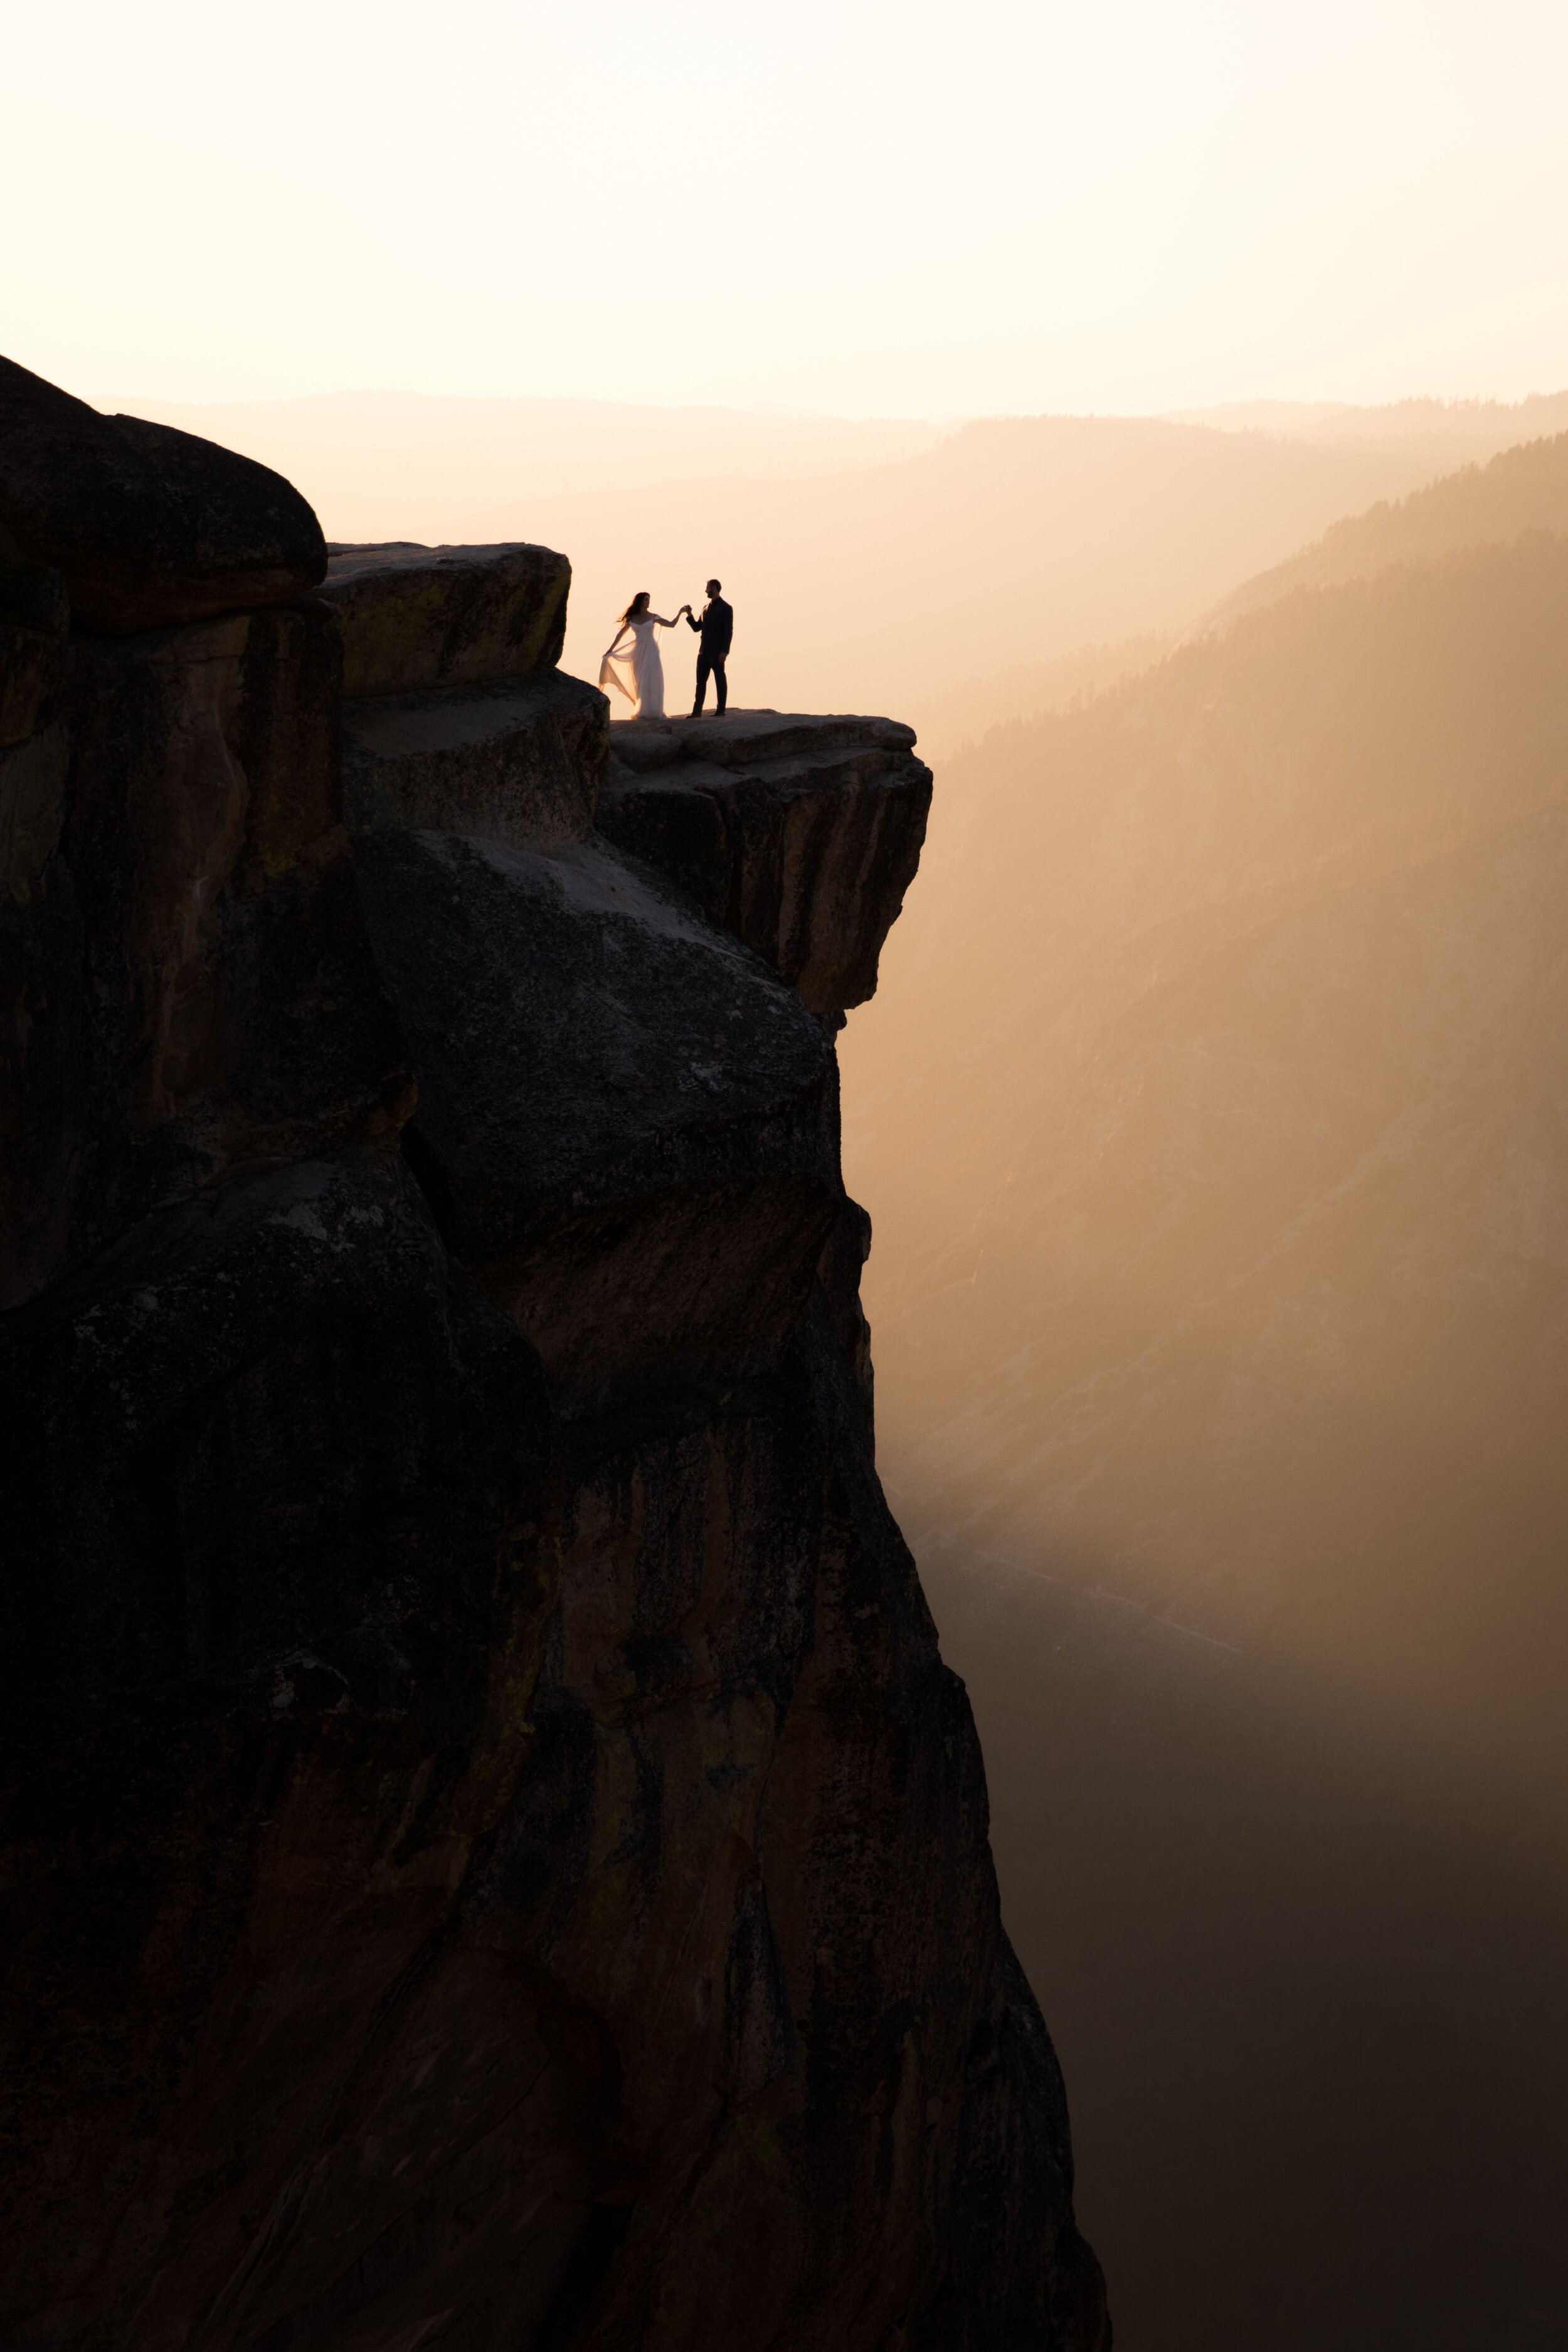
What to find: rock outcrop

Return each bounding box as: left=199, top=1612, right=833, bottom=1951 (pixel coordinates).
left=325, top=541, right=604, bottom=857
left=0, top=596, right=410, bottom=1308
left=319, top=541, right=571, bottom=697
left=355, top=826, right=842, bottom=1415
left=342, top=669, right=607, bottom=852
left=0, top=363, right=1108, bottom=2351
left=0, top=358, right=326, bottom=633
left=596, top=711, right=933, bottom=1019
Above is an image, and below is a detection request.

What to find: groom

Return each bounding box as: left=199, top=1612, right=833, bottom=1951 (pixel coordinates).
left=684, top=579, right=733, bottom=716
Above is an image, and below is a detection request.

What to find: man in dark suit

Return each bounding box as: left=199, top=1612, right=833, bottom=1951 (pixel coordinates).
left=684, top=579, right=733, bottom=716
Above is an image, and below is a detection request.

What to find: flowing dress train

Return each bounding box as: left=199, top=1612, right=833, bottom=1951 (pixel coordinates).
left=600, top=617, right=665, bottom=719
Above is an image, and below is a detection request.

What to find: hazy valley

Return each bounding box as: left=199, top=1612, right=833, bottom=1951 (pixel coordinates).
left=110, top=389, right=1568, bottom=738
left=840, top=445, right=1568, bottom=2346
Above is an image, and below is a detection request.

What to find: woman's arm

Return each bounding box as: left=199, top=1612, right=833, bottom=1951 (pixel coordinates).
left=647, top=612, right=682, bottom=628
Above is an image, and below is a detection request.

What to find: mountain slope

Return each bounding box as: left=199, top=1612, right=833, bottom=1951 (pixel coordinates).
left=100, top=389, right=945, bottom=542
left=479, top=413, right=1528, bottom=720
left=839, top=533, right=1568, bottom=2349
left=1199, top=428, right=1568, bottom=633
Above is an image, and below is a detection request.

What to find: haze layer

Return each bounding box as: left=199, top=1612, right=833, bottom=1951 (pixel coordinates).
left=840, top=440, right=1568, bottom=2348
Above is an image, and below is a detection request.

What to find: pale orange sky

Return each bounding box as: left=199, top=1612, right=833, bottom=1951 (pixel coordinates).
left=8, top=0, right=1568, bottom=419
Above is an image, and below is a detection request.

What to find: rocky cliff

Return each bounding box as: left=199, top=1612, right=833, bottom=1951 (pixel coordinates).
left=0, top=354, right=1109, bottom=2352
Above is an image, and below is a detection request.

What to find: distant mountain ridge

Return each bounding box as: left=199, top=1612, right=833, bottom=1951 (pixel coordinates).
left=839, top=524, right=1568, bottom=2352
left=100, top=384, right=1568, bottom=734
left=97, top=390, right=947, bottom=542
left=903, top=635, right=1175, bottom=762
left=1197, top=430, right=1568, bottom=636
left=1168, top=389, right=1568, bottom=446
left=478, top=412, right=1522, bottom=718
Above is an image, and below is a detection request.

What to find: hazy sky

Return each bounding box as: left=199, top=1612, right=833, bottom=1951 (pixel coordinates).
left=9, top=0, right=1567, bottom=417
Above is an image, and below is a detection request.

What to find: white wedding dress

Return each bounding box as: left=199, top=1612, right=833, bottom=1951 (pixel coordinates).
left=600, top=617, right=665, bottom=719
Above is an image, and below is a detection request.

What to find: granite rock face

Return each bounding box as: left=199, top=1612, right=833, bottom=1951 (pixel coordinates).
left=356, top=825, right=842, bottom=1414
left=344, top=667, right=607, bottom=852
left=327, top=539, right=605, bottom=861
left=0, top=356, right=326, bottom=632
left=1, top=1149, right=566, bottom=2342
left=0, top=391, right=1108, bottom=2349
left=595, top=710, right=933, bottom=1019
left=320, top=540, right=572, bottom=697
left=0, top=601, right=411, bottom=1306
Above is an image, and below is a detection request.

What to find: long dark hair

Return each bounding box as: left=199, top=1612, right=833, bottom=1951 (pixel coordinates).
left=620, top=590, right=650, bottom=623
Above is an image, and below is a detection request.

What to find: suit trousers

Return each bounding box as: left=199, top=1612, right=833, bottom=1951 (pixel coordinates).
left=693, top=650, right=728, bottom=714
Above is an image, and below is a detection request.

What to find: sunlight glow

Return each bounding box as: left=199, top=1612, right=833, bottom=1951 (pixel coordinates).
left=7, top=0, right=1568, bottom=413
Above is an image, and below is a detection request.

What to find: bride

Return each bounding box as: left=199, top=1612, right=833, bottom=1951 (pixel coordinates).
left=599, top=591, right=689, bottom=720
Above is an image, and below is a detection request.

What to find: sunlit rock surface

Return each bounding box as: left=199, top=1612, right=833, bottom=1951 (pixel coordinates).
left=0, top=388, right=1107, bottom=2351
left=320, top=539, right=571, bottom=697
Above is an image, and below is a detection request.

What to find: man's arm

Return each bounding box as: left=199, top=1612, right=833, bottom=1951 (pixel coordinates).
left=685, top=606, right=702, bottom=631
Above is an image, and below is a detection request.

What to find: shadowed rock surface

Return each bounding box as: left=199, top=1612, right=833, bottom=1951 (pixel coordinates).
left=0, top=356, right=326, bottom=632
left=343, top=667, right=607, bottom=852
left=595, top=711, right=932, bottom=1019
left=0, top=389, right=1107, bottom=2349
left=0, top=601, right=411, bottom=1308
left=320, top=540, right=571, bottom=697
left=356, top=827, right=842, bottom=1416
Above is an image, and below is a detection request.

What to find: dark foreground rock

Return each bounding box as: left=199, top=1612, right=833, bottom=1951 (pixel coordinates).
left=0, top=603, right=411, bottom=1306
left=0, top=388, right=1108, bottom=2349
left=320, top=540, right=571, bottom=697
left=0, top=356, right=326, bottom=632
left=0, top=1154, right=1106, bottom=2351
left=595, top=709, right=933, bottom=1019
left=356, top=827, right=841, bottom=1413
left=344, top=666, right=607, bottom=851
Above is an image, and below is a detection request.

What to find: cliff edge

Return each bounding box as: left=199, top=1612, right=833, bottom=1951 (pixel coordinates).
left=0, top=354, right=1109, bottom=2351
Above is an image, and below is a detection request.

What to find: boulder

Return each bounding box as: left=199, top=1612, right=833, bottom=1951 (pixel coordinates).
left=343, top=667, right=608, bottom=852
left=354, top=826, right=842, bottom=1412
left=320, top=539, right=571, bottom=697
left=595, top=709, right=933, bottom=1017
left=0, top=354, right=326, bottom=632
left=0, top=602, right=410, bottom=1305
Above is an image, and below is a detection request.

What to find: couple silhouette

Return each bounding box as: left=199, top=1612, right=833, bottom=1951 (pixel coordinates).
left=599, top=579, right=733, bottom=721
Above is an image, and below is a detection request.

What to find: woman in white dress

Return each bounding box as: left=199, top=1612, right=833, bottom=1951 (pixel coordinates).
left=599, top=591, right=689, bottom=720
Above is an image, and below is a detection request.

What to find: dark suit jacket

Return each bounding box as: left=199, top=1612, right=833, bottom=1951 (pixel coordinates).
left=686, top=596, right=733, bottom=657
